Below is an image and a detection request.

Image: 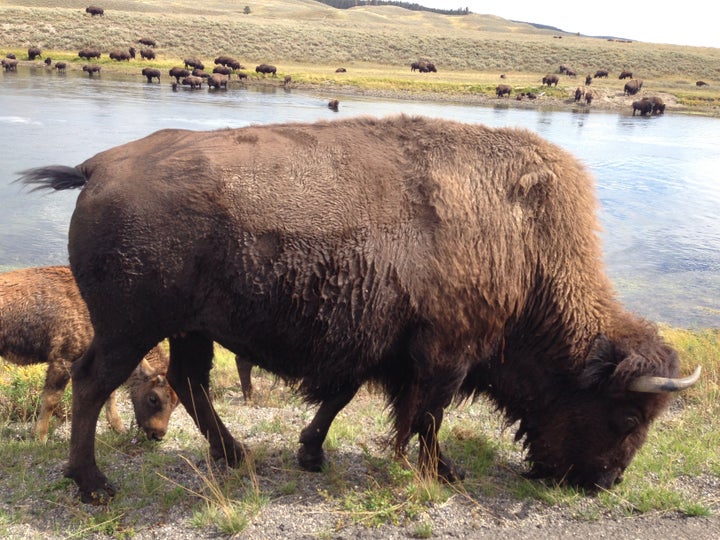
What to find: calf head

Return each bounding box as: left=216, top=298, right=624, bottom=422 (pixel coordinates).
left=129, top=358, right=179, bottom=441
left=515, top=332, right=699, bottom=491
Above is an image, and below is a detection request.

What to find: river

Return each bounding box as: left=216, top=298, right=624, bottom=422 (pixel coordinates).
left=1, top=67, right=718, bottom=327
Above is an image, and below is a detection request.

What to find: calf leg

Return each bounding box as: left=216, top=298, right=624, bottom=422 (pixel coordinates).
left=35, top=358, right=72, bottom=441
left=167, top=333, right=246, bottom=465
left=103, top=390, right=124, bottom=433
left=235, top=355, right=253, bottom=402
left=64, top=340, right=144, bottom=504
left=297, top=385, right=359, bottom=472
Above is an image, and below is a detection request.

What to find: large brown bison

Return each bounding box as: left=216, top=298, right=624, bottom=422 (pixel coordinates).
left=495, top=84, right=512, bottom=98
left=168, top=66, right=190, bottom=83
left=624, top=79, right=643, bottom=95
left=632, top=99, right=653, bottom=116
left=184, top=57, right=204, bottom=71
left=19, top=115, right=699, bottom=504
left=207, top=73, right=227, bottom=89
left=109, top=49, right=133, bottom=62
left=0, top=266, right=178, bottom=441
left=85, top=5, right=104, bottom=16
left=542, top=74, right=559, bottom=87
left=139, top=49, right=156, bottom=60
left=138, top=37, right=156, bottom=47
left=255, top=63, right=277, bottom=76
left=1, top=58, right=18, bottom=71
left=619, top=70, right=633, bottom=80
left=27, top=47, right=42, bottom=61
left=594, top=69, right=609, bottom=78
left=78, top=48, right=101, bottom=61
left=141, top=67, right=161, bottom=83
left=82, top=64, right=101, bottom=77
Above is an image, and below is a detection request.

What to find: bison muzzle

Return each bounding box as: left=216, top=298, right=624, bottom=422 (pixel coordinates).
left=18, top=115, right=699, bottom=504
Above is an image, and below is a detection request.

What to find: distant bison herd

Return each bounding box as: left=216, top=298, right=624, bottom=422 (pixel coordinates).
left=3, top=20, right=710, bottom=117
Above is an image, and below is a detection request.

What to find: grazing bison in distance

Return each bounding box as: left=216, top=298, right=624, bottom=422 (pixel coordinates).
left=212, top=65, right=231, bottom=76
left=28, top=47, right=42, bottom=60
left=184, top=57, right=204, bottom=71
left=624, top=79, right=643, bottom=95
left=140, top=49, right=155, bottom=60
left=255, top=63, right=277, bottom=76
left=109, top=49, right=133, bottom=61
left=78, top=48, right=101, bottom=60
left=594, top=69, right=609, bottom=78
left=335, top=67, right=347, bottom=73
left=141, top=67, right=161, bottom=83
left=495, top=84, right=512, bottom=97
left=619, top=70, right=633, bottom=80
left=85, top=5, right=104, bottom=16
left=19, top=115, right=700, bottom=504
left=55, top=62, right=67, bottom=72
left=138, top=37, right=156, bottom=47
left=696, top=80, right=708, bottom=86
left=0, top=266, right=178, bottom=441
left=542, top=74, right=559, bottom=86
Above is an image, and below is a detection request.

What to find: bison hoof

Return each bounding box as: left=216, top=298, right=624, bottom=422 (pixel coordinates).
left=79, top=482, right=117, bottom=505
left=297, top=444, right=325, bottom=472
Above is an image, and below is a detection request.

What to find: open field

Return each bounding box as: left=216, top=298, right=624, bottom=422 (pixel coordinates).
left=1, top=2, right=719, bottom=538
left=1, top=330, right=719, bottom=538
left=2, top=0, right=720, bottom=115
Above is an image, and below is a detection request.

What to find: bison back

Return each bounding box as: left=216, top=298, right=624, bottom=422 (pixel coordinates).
left=67, top=115, right=603, bottom=387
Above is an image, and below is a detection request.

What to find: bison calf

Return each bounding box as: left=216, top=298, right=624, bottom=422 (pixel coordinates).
left=0, top=266, right=178, bottom=441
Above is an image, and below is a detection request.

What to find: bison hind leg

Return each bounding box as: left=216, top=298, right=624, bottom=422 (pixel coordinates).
left=168, top=333, right=247, bottom=467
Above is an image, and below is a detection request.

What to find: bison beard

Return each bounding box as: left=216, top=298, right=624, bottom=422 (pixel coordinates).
left=18, top=115, right=698, bottom=504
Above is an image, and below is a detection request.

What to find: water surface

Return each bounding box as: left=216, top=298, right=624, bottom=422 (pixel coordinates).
left=1, top=68, right=718, bottom=327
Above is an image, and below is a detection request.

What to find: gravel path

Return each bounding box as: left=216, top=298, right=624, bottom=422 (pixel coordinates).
left=1, top=372, right=717, bottom=539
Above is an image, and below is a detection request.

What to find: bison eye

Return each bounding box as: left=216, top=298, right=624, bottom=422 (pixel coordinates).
left=613, top=415, right=640, bottom=435
left=148, top=395, right=159, bottom=406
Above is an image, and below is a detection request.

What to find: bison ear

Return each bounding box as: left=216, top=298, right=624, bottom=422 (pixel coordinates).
left=136, top=358, right=155, bottom=381
left=578, top=334, right=618, bottom=389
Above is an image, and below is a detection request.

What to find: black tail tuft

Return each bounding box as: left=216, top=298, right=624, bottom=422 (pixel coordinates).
left=16, top=165, right=88, bottom=192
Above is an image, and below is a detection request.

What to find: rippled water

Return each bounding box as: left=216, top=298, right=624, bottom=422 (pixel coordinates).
left=1, top=67, right=718, bottom=327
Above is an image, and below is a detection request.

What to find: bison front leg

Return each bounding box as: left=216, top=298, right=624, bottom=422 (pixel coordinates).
left=297, top=385, right=359, bottom=472
left=168, top=334, right=247, bottom=466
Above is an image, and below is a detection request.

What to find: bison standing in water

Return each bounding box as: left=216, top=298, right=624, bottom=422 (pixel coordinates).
left=141, top=67, right=161, bottom=83
left=19, top=115, right=698, bottom=504
left=0, top=266, right=178, bottom=441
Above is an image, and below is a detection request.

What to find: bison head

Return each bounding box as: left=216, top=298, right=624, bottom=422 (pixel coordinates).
left=129, top=358, right=179, bottom=441
left=511, top=332, right=699, bottom=491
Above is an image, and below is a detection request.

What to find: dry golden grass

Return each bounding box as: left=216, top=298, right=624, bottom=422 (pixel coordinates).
left=2, top=0, right=719, bottom=114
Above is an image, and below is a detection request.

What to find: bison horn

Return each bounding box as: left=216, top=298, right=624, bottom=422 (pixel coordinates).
left=628, top=365, right=702, bottom=393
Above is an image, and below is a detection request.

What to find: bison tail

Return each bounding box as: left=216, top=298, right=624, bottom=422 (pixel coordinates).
left=16, top=165, right=88, bottom=192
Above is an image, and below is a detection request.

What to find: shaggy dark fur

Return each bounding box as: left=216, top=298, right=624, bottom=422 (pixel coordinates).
left=19, top=116, right=690, bottom=504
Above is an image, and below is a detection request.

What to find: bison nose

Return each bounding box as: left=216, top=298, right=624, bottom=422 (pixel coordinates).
left=593, top=468, right=622, bottom=491
left=145, top=428, right=166, bottom=441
